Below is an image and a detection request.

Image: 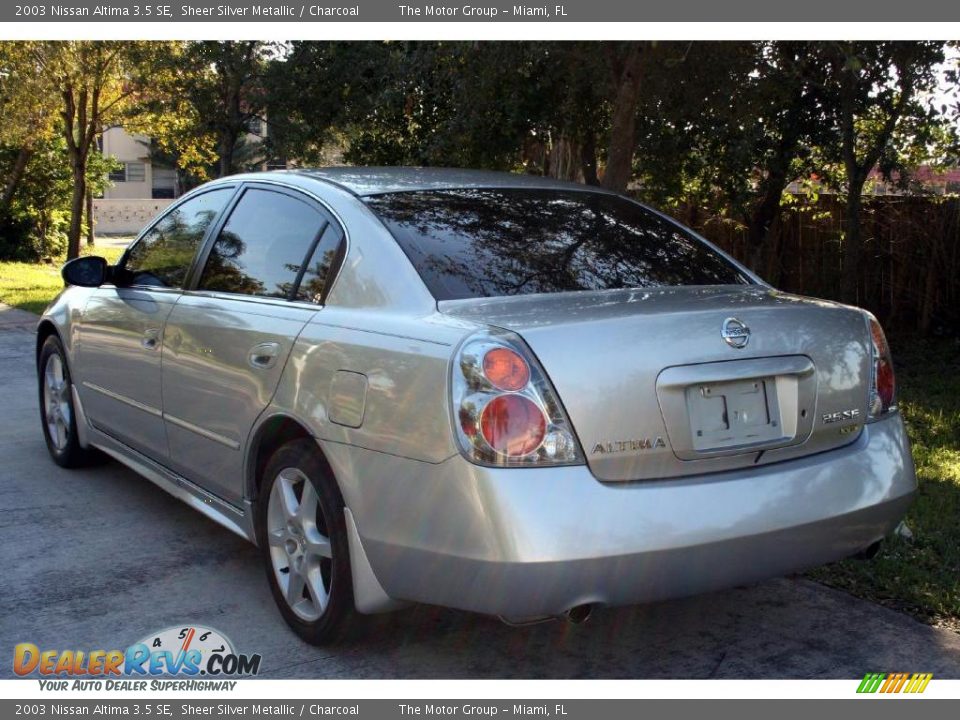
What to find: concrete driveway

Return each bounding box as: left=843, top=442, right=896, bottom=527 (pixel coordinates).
left=1, top=307, right=958, bottom=679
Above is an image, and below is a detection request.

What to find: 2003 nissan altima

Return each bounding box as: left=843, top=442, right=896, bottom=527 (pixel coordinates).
left=37, top=167, right=914, bottom=643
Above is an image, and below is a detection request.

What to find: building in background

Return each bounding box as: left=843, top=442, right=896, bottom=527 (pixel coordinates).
left=94, top=123, right=302, bottom=235
left=100, top=127, right=178, bottom=200
left=94, top=127, right=179, bottom=235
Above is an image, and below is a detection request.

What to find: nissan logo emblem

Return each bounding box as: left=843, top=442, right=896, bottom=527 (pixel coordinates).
left=721, top=317, right=750, bottom=349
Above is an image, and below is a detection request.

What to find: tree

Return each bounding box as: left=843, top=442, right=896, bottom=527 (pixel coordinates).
left=0, top=43, right=59, bottom=216
left=600, top=42, right=647, bottom=191
left=142, top=42, right=273, bottom=181
left=266, top=41, right=657, bottom=190
left=199, top=42, right=273, bottom=177
left=631, top=42, right=835, bottom=279
left=724, top=43, right=831, bottom=260
left=28, top=42, right=154, bottom=259
left=265, top=41, right=402, bottom=167
left=821, top=41, right=945, bottom=304
left=125, top=42, right=217, bottom=188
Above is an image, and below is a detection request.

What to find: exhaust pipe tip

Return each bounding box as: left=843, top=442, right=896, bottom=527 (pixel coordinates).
left=498, top=614, right=556, bottom=628
left=564, top=604, right=593, bottom=624
left=853, top=540, right=883, bottom=561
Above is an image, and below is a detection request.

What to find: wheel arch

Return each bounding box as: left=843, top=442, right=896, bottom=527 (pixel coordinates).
left=244, top=411, right=402, bottom=615
left=246, top=412, right=334, bottom=503
left=36, top=319, right=61, bottom=368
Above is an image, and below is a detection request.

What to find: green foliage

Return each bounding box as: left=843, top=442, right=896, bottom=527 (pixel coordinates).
left=810, top=336, right=960, bottom=630
left=267, top=41, right=637, bottom=180
left=0, top=138, right=73, bottom=260
left=135, top=41, right=276, bottom=180
left=0, top=136, right=119, bottom=262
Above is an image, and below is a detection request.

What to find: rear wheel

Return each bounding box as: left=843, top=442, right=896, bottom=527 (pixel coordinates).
left=38, top=335, right=101, bottom=468
left=257, top=439, right=356, bottom=644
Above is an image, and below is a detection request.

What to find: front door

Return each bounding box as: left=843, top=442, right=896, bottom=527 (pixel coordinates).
left=161, top=185, right=343, bottom=504
left=76, top=188, right=234, bottom=460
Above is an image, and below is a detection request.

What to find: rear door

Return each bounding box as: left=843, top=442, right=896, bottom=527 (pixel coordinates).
left=76, top=187, right=234, bottom=460
left=160, top=184, right=345, bottom=504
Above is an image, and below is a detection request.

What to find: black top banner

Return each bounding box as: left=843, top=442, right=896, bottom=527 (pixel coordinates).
left=5, top=0, right=960, bottom=22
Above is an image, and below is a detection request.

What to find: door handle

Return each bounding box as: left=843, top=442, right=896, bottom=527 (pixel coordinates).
left=248, top=342, right=281, bottom=369
left=142, top=327, right=161, bottom=350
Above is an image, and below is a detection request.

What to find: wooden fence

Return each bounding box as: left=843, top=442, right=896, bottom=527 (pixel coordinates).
left=665, top=195, right=960, bottom=335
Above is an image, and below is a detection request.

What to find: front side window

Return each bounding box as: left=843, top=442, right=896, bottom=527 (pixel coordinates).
left=122, top=188, right=233, bottom=288
left=365, top=189, right=752, bottom=301
left=197, top=188, right=327, bottom=300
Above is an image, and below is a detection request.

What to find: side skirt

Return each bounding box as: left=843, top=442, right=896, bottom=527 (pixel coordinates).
left=84, top=424, right=403, bottom=615
left=88, top=426, right=256, bottom=543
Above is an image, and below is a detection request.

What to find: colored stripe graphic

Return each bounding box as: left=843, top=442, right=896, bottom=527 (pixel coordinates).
left=857, top=673, right=885, bottom=693
left=857, top=672, right=932, bottom=693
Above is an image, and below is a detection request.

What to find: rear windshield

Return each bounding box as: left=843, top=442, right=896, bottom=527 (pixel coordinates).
left=365, top=188, right=751, bottom=301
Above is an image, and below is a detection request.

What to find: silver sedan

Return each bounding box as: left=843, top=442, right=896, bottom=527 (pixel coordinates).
left=37, top=168, right=915, bottom=643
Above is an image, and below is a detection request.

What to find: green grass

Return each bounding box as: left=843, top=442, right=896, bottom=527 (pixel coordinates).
left=808, top=335, right=960, bottom=632
left=2, top=251, right=958, bottom=630
left=0, top=246, right=125, bottom=314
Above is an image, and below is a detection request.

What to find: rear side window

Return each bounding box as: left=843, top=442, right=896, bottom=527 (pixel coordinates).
left=198, top=188, right=333, bottom=301
left=365, top=189, right=751, bottom=300
left=123, top=188, right=233, bottom=288
left=293, top=223, right=344, bottom=304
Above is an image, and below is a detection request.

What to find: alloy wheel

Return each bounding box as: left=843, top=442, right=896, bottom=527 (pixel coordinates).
left=43, top=353, right=72, bottom=451
left=266, top=467, right=334, bottom=621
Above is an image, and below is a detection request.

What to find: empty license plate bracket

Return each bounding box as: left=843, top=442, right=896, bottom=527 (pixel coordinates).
left=686, top=377, right=783, bottom=452
left=656, top=356, right=817, bottom=460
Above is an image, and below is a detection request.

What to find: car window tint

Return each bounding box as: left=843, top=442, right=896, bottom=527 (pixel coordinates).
left=365, top=189, right=751, bottom=301
left=198, top=188, right=325, bottom=299
left=293, top=223, right=344, bottom=304
left=123, top=189, right=232, bottom=288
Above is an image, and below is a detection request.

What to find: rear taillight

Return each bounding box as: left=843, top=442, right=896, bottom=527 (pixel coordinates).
left=866, top=313, right=897, bottom=419
left=451, top=330, right=584, bottom=466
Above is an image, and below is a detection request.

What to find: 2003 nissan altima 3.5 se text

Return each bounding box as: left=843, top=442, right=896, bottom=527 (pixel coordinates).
left=37, top=167, right=914, bottom=643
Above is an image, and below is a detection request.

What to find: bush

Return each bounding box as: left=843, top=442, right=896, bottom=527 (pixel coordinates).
left=0, top=137, right=86, bottom=262
left=0, top=213, right=34, bottom=261
left=0, top=205, right=68, bottom=261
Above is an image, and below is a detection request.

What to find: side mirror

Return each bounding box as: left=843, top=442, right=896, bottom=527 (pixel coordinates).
left=61, top=256, right=108, bottom=288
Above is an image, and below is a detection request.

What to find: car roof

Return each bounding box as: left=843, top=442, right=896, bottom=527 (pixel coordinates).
left=261, top=166, right=616, bottom=197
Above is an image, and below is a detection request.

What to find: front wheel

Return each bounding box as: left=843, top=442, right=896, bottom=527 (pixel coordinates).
left=38, top=335, right=102, bottom=468
left=256, top=439, right=356, bottom=644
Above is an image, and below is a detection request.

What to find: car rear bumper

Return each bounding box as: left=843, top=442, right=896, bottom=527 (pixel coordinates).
left=325, top=413, right=915, bottom=618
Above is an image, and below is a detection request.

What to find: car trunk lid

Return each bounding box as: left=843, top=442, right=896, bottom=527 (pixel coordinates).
left=440, top=286, right=871, bottom=481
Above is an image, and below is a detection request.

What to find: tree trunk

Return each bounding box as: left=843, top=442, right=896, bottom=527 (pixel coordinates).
left=747, top=193, right=781, bottom=250
left=601, top=43, right=645, bottom=193
left=85, top=187, right=95, bottom=246
left=746, top=181, right=787, bottom=273
left=67, top=149, right=87, bottom=260
left=580, top=131, right=599, bottom=186
left=219, top=134, right=234, bottom=178
left=842, top=183, right=864, bottom=305
left=0, top=146, right=32, bottom=214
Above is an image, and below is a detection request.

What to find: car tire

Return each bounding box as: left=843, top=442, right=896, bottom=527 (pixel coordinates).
left=38, top=334, right=103, bottom=468
left=257, top=438, right=357, bottom=644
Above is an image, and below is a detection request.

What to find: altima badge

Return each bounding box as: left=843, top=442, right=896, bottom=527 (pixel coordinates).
left=592, top=438, right=667, bottom=455
left=721, top=317, right=750, bottom=348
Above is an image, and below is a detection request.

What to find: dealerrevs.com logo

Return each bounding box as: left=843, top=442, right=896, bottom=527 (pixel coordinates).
left=13, top=625, right=261, bottom=691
